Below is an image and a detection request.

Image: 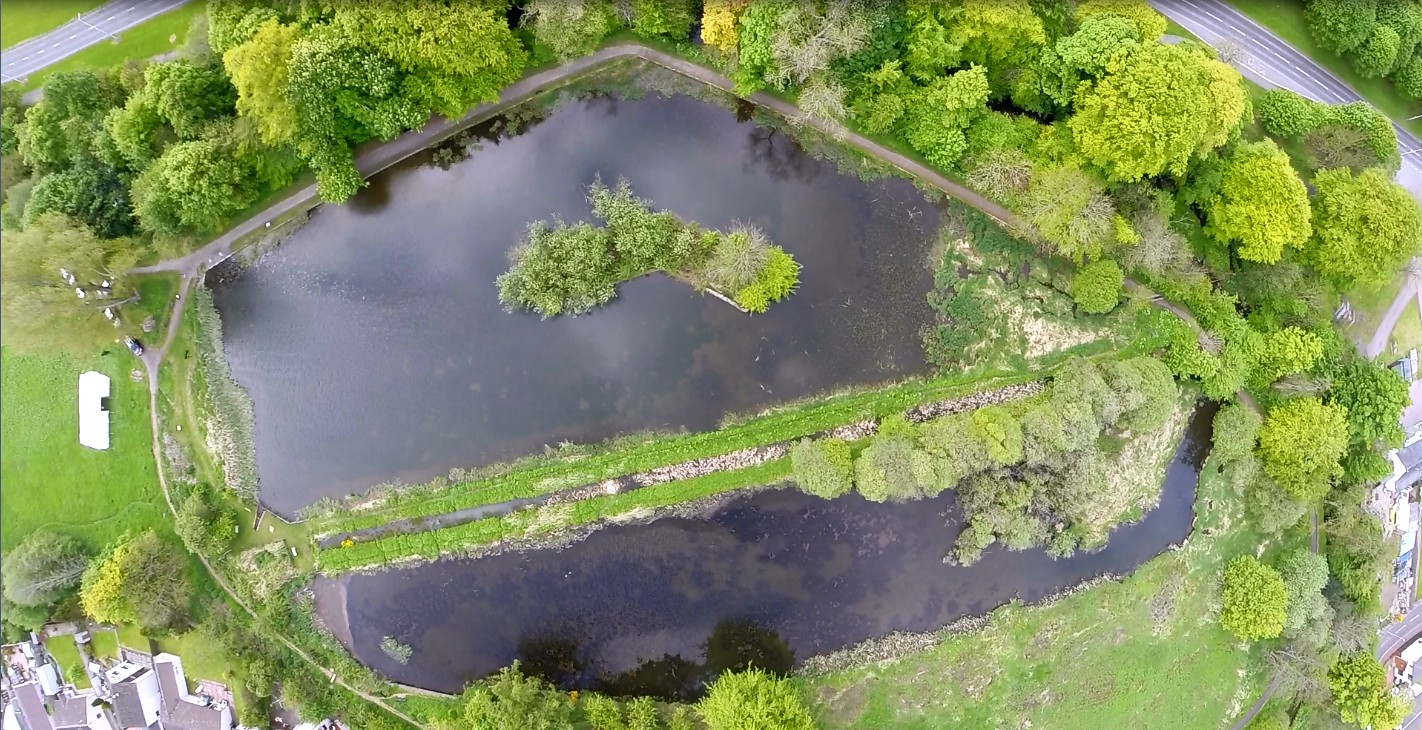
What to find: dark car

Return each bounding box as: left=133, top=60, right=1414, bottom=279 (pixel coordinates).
left=124, top=337, right=144, bottom=356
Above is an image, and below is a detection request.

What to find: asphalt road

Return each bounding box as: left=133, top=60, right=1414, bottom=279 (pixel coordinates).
left=0, top=0, right=190, bottom=82
left=1149, top=0, right=1422, bottom=199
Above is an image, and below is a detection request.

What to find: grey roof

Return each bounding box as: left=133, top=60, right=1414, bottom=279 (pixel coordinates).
left=13, top=684, right=53, bottom=730
left=108, top=680, right=149, bottom=730
left=1402, top=438, right=1422, bottom=471
left=49, top=696, right=89, bottom=730
left=152, top=662, right=224, bottom=730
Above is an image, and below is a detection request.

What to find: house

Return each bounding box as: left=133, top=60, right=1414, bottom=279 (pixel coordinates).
left=77, top=372, right=111, bottom=451
left=9, top=683, right=54, bottom=730
left=51, top=693, right=112, bottom=730
left=151, top=655, right=231, bottom=730
left=103, top=663, right=160, bottom=730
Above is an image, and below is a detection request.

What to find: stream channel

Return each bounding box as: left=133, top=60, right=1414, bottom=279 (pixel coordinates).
left=314, top=404, right=1215, bottom=698
left=211, top=88, right=942, bottom=518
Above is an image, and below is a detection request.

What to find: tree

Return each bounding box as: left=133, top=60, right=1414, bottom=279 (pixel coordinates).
left=1069, top=42, right=1247, bottom=182
left=223, top=19, right=301, bottom=146
left=496, top=220, right=616, bottom=317
left=1397, top=54, right=1422, bottom=98
left=902, top=65, right=989, bottom=168
left=1307, top=0, right=1378, bottom=54
left=1, top=84, right=24, bottom=155
left=23, top=160, right=135, bottom=238
left=522, top=0, right=618, bottom=61
left=1257, top=88, right=1326, bottom=139
left=1, top=531, right=89, bottom=608
left=1022, top=165, right=1115, bottom=262
left=946, top=0, right=1047, bottom=93
left=132, top=140, right=257, bottom=235
left=434, top=662, right=572, bottom=730
left=1076, top=0, right=1168, bottom=41
left=1202, top=141, right=1312, bottom=264
left=1278, top=548, right=1332, bottom=647
left=970, top=406, right=1024, bottom=465
left=175, top=486, right=239, bottom=556
left=142, top=60, right=236, bottom=139
left=626, top=0, right=696, bottom=41
left=1071, top=259, right=1124, bottom=314
left=1304, top=124, right=1389, bottom=173
left=1212, top=402, right=1262, bottom=465
left=1328, top=652, right=1411, bottom=729
left=1354, top=24, right=1402, bottom=76
left=854, top=432, right=935, bottom=502
left=80, top=531, right=192, bottom=631
left=790, top=438, right=854, bottom=499
left=1329, top=358, right=1408, bottom=452
left=1256, top=398, right=1349, bottom=502
left=0, top=213, right=144, bottom=356
left=696, top=667, right=815, bottom=730
left=1308, top=167, right=1422, bottom=289
left=1055, top=14, right=1141, bottom=80
left=701, top=0, right=749, bottom=53
left=1253, top=327, right=1324, bottom=387
left=1220, top=555, right=1288, bottom=641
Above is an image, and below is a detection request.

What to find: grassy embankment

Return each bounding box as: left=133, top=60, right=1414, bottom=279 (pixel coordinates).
left=0, top=0, right=105, bottom=49
left=17, top=2, right=203, bottom=91
left=1228, top=0, right=1422, bottom=137
left=803, top=426, right=1307, bottom=729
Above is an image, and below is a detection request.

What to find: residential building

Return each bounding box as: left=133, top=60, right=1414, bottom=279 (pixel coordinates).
left=103, top=663, right=160, bottom=730
left=151, top=655, right=230, bottom=730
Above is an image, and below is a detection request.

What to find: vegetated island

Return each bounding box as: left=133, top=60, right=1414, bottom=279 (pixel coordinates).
left=496, top=178, right=800, bottom=316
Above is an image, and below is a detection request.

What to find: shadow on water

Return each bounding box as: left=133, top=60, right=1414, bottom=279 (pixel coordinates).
left=212, top=91, right=941, bottom=517
left=315, top=404, right=1218, bottom=698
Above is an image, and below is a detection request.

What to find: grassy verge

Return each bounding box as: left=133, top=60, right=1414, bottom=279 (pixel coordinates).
left=802, top=434, right=1298, bottom=729
left=1390, top=298, right=1422, bottom=359
left=0, top=347, right=163, bottom=553
left=0, top=0, right=106, bottom=49
left=19, top=3, right=202, bottom=91
left=1227, top=0, right=1422, bottom=137
left=44, top=635, right=89, bottom=689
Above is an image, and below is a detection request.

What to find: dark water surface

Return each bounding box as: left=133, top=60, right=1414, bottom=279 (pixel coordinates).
left=315, top=405, right=1215, bottom=697
left=212, top=93, right=939, bottom=517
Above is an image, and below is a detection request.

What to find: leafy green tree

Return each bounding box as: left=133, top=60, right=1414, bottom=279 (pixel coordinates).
left=732, top=0, right=793, bottom=93
left=1278, top=548, right=1331, bottom=647
left=1075, top=0, right=1168, bottom=41
left=1, top=530, right=89, bottom=608
left=1397, top=54, right=1422, bottom=98
left=1380, top=1, right=1422, bottom=74
left=1, top=84, right=24, bottom=155
left=1069, top=42, right=1246, bottom=182
left=1220, top=555, right=1288, bottom=641
left=1245, top=470, right=1307, bottom=534
left=1243, top=703, right=1288, bottom=730
left=175, top=485, right=239, bottom=556
left=586, top=177, right=681, bottom=273
left=1308, top=166, right=1422, bottom=289
left=497, top=221, right=615, bottom=317
left=206, top=0, right=281, bottom=55
left=946, top=0, right=1047, bottom=93
left=1256, top=88, right=1326, bottom=138
left=0, top=213, right=144, bottom=356
left=1256, top=398, right=1349, bottom=502
left=103, top=96, right=169, bottom=169
left=522, top=0, right=618, bottom=61
left=1354, top=24, right=1402, bottom=77
left=143, top=60, right=236, bottom=139
left=80, top=531, right=192, bottom=631
left=1022, top=165, right=1115, bottom=262
left=434, top=662, right=572, bottom=730
left=1252, top=327, right=1324, bottom=387
left=1202, top=141, right=1312, bottom=264
left=23, top=160, right=135, bottom=238
left=1328, top=358, right=1408, bottom=452
left=17, top=72, right=123, bottom=174
left=902, top=0, right=960, bottom=82
left=1211, top=402, right=1262, bottom=465
left=1328, top=652, right=1411, bottom=729
left=791, top=437, right=855, bottom=499
left=1055, top=14, right=1141, bottom=80
left=854, top=433, right=935, bottom=502
left=1, top=596, right=53, bottom=633
left=970, top=406, right=1024, bottom=465
left=132, top=139, right=258, bottom=234
left=696, top=667, right=815, bottom=730
left=628, top=0, right=696, bottom=41
left=902, top=65, right=989, bottom=168
left=1307, top=0, right=1378, bottom=54
left=1071, top=259, right=1124, bottom=314
left=223, top=19, right=302, bottom=147
left=1102, top=355, right=1178, bottom=433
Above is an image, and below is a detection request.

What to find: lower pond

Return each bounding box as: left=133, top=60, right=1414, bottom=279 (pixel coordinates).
left=211, top=89, right=941, bottom=517
left=314, top=404, right=1215, bottom=698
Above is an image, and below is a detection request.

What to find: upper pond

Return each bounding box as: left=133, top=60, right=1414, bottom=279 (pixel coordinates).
left=212, top=91, right=941, bottom=517
left=313, top=405, right=1214, bottom=698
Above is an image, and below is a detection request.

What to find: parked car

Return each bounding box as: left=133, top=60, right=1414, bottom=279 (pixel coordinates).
left=124, top=337, right=144, bottom=356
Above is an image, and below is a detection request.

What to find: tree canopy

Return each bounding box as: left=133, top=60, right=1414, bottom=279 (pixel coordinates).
left=1, top=530, right=89, bottom=610
left=1220, top=555, right=1288, bottom=641
left=1202, top=141, right=1312, bottom=264
left=1308, top=167, right=1422, bottom=289
left=696, top=667, right=816, bottom=730
left=1256, top=398, right=1350, bottom=502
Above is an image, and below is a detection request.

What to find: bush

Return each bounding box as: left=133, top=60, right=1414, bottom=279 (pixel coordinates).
left=1071, top=259, right=1124, bottom=314
left=435, top=662, right=572, bottom=730
left=696, top=667, right=815, bottom=730
left=854, top=434, right=934, bottom=502
left=733, top=248, right=801, bottom=314
left=1220, top=554, right=1288, bottom=641
left=969, top=406, right=1024, bottom=465
left=1210, top=402, right=1262, bottom=465
left=1256, top=89, right=1325, bottom=138
left=496, top=221, right=616, bottom=317
left=790, top=437, right=854, bottom=499
left=174, top=484, right=239, bottom=556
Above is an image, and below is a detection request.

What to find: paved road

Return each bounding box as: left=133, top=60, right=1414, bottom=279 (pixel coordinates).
left=1150, top=0, right=1422, bottom=199
left=0, top=0, right=190, bottom=82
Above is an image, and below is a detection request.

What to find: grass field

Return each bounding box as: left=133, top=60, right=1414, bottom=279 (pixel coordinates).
left=44, top=635, right=89, bottom=689
left=1227, top=0, right=1422, bottom=137
left=19, top=2, right=203, bottom=91
left=0, top=347, right=164, bottom=553
left=90, top=628, right=120, bottom=660
left=152, top=630, right=241, bottom=693
left=0, top=0, right=106, bottom=49
left=803, top=425, right=1299, bottom=729
left=1390, top=299, right=1422, bottom=360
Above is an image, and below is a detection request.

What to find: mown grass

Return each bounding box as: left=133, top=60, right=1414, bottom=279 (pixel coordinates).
left=19, top=2, right=202, bottom=91
left=0, top=0, right=105, bottom=49
left=0, top=347, right=164, bottom=553
left=802, top=442, right=1303, bottom=729
left=44, top=635, right=89, bottom=689
left=152, top=630, right=244, bottom=694
left=89, top=628, right=119, bottom=660
left=1227, top=0, right=1422, bottom=137
left=1389, top=298, right=1422, bottom=360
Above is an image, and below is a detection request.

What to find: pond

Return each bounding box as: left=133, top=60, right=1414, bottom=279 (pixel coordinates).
left=313, top=404, right=1216, bottom=698
left=211, top=90, right=941, bottom=518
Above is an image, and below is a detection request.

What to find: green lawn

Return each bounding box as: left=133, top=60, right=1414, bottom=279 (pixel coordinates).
left=1390, top=298, right=1422, bottom=359
left=151, top=630, right=242, bottom=694
left=44, top=635, right=89, bottom=689
left=89, top=628, right=120, bottom=660
left=804, top=435, right=1293, bottom=729
left=0, top=347, right=164, bottom=553
left=19, top=2, right=203, bottom=91
left=0, top=0, right=106, bottom=49
left=1227, top=0, right=1422, bottom=137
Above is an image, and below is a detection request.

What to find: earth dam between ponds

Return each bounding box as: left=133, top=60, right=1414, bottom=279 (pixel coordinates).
left=313, top=403, right=1217, bottom=698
